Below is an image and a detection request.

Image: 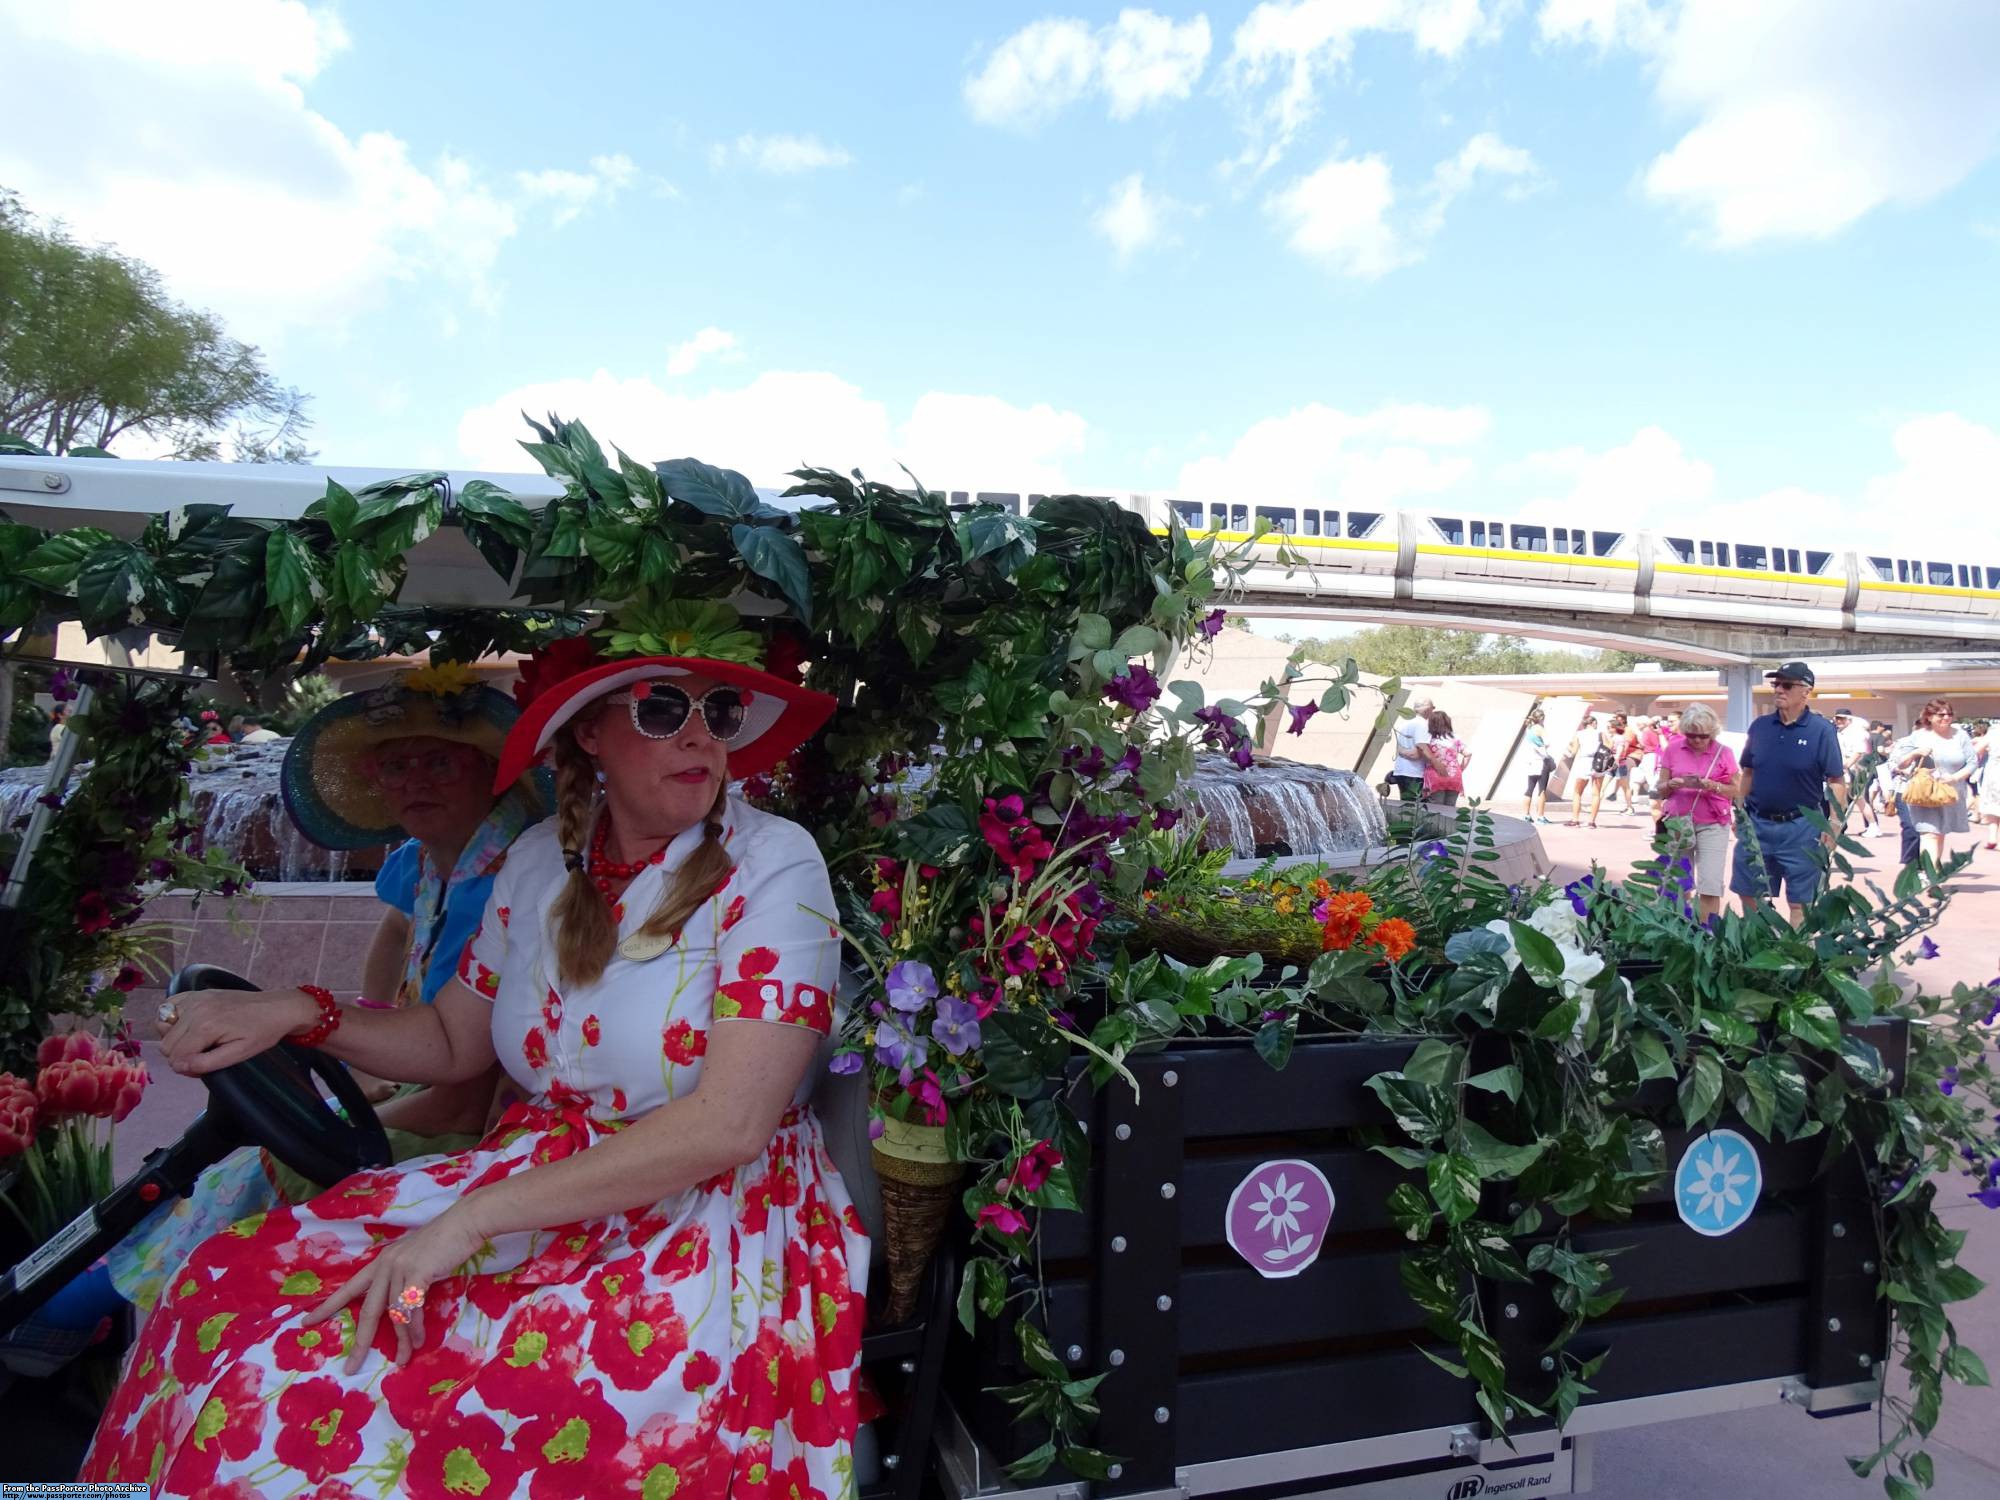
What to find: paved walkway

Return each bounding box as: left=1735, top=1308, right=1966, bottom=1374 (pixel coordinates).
left=101, top=817, right=2000, bottom=1497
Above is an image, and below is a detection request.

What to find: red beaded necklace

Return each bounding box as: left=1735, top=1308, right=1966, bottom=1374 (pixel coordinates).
left=587, top=814, right=667, bottom=900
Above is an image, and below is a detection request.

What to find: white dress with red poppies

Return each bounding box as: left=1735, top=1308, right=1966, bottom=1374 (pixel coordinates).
left=82, top=797, right=869, bottom=1500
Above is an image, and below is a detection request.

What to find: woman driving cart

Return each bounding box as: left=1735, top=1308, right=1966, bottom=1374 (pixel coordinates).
left=81, top=604, right=870, bottom=1500
left=101, top=664, right=545, bottom=1315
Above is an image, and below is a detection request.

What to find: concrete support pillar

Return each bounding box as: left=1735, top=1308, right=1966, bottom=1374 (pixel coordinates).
left=1721, top=664, right=1758, bottom=732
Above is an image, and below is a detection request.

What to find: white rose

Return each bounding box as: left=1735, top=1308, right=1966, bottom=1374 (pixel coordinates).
left=1558, top=947, right=1604, bottom=998
left=1526, top=901, right=1585, bottom=949
left=1481, top=919, right=1522, bottom=971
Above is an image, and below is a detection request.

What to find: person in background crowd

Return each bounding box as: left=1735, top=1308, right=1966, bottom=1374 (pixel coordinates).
left=1654, top=703, right=1740, bottom=920
left=1732, top=661, right=1846, bottom=923
left=1870, top=722, right=1899, bottom=826
left=46, top=705, right=68, bottom=755
left=1389, top=695, right=1434, bottom=802
left=1634, top=715, right=1665, bottom=808
left=198, top=710, right=232, bottom=748
left=237, top=715, right=280, bottom=745
left=1832, top=708, right=1881, bottom=836
left=1522, top=707, right=1556, bottom=824
left=1565, top=713, right=1609, bottom=828
left=1608, top=714, right=1641, bottom=815
left=1895, top=697, right=1977, bottom=867
left=1977, top=717, right=2000, bottom=852
left=1420, top=709, right=1470, bottom=808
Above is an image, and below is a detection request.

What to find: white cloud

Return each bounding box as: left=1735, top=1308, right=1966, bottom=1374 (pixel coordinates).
left=457, top=370, right=1088, bottom=493
left=1264, top=154, right=1409, bottom=277
left=1513, top=426, right=1717, bottom=523
left=709, top=134, right=853, bottom=174
left=1178, top=401, right=1491, bottom=506
left=515, top=153, right=636, bottom=227
left=1224, top=0, right=1498, bottom=174
left=964, top=10, right=1212, bottom=128
left=1093, top=172, right=1195, bottom=262
left=0, top=0, right=634, bottom=342
left=1540, top=0, right=2000, bottom=245
left=665, top=327, right=742, bottom=378
left=1268, top=133, right=1541, bottom=277
left=1861, top=413, right=2000, bottom=546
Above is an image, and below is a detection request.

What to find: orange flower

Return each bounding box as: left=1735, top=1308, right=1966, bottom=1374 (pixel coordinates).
left=1310, top=878, right=1333, bottom=900
left=1365, top=918, right=1417, bottom=962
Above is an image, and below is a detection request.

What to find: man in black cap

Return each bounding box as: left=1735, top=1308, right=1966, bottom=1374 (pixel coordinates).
left=1731, top=660, right=1847, bottom=921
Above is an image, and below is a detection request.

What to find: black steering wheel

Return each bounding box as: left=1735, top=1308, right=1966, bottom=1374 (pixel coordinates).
left=173, top=965, right=392, bottom=1187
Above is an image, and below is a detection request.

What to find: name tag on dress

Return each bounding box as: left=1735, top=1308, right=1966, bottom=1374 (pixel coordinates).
left=618, top=932, right=678, bottom=961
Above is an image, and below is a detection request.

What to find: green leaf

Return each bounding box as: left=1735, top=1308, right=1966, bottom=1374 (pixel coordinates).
left=1630, top=1031, right=1676, bottom=1083
left=1427, top=1152, right=1482, bottom=1225
left=1458, top=1121, right=1545, bottom=1180
left=1946, top=1345, right=1991, bottom=1387
left=1387, top=1182, right=1436, bottom=1242
left=264, top=530, right=319, bottom=635
left=1510, top=921, right=1566, bottom=988
left=314, top=478, right=359, bottom=539
left=1253, top=1015, right=1297, bottom=1071
left=15, top=527, right=115, bottom=588
left=73, top=541, right=154, bottom=635
left=1679, top=1050, right=1724, bottom=1128
left=658, top=456, right=761, bottom=517
left=1059, top=1447, right=1118, bottom=1482
left=1404, top=1038, right=1463, bottom=1086
left=1464, top=1065, right=1523, bottom=1104
left=1366, top=1072, right=1454, bottom=1145
left=731, top=523, right=813, bottom=623
left=1780, top=998, right=1842, bottom=1052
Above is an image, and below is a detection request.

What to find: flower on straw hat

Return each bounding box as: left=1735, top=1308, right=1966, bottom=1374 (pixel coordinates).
left=401, top=661, right=484, bottom=699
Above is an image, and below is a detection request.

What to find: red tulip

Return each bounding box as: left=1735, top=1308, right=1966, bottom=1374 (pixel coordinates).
left=36, top=1031, right=100, bottom=1070
left=108, top=1060, right=150, bottom=1123
left=37, top=1058, right=110, bottom=1118
left=0, top=1073, right=37, bottom=1157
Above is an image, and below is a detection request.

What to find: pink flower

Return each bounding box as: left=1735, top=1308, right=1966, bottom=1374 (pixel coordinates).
left=976, top=1203, right=1029, bottom=1237
left=75, top=891, right=112, bottom=934
left=37, top=1033, right=100, bottom=1069
left=1008, top=1141, right=1064, bottom=1194
left=112, top=965, right=145, bottom=993
left=0, top=1073, right=38, bottom=1157
left=908, top=1070, right=947, bottom=1126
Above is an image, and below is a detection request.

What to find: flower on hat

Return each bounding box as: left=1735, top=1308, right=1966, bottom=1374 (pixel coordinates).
left=402, top=661, right=483, bottom=699
left=594, top=597, right=765, bottom=666
left=513, top=635, right=603, bottom=708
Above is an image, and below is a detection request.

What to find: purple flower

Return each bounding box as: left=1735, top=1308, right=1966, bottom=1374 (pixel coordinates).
left=1231, top=742, right=1255, bottom=770
left=1113, top=745, right=1143, bottom=776
left=1564, top=875, right=1596, bottom=917
left=36, top=793, right=63, bottom=811
left=1152, top=804, right=1182, bottom=831
left=868, top=1115, right=886, bottom=1141
left=1198, top=608, right=1226, bottom=640
left=1916, top=936, right=1941, bottom=961
left=1984, top=983, right=2000, bottom=1028
left=931, top=996, right=982, bottom=1055
left=885, top=960, right=938, bottom=1014
left=148, top=857, right=175, bottom=878
left=1104, top=665, right=1162, bottom=713
left=1940, top=1066, right=1959, bottom=1097
left=1145, top=865, right=1168, bottom=884
left=1288, top=701, right=1319, bottom=735
left=1972, top=1184, right=2000, bottom=1210
left=1419, top=840, right=1449, bottom=862
left=874, top=1020, right=921, bottom=1080
left=49, top=668, right=77, bottom=703
left=827, top=1051, right=864, bottom=1076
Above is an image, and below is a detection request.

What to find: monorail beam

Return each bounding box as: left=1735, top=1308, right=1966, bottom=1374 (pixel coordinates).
left=1227, top=596, right=1977, bottom=668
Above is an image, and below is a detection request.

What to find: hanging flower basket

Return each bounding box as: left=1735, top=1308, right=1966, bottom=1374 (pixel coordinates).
left=870, top=1115, right=961, bottom=1326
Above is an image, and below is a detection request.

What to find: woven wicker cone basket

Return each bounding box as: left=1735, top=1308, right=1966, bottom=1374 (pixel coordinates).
left=872, top=1144, right=963, bottom=1326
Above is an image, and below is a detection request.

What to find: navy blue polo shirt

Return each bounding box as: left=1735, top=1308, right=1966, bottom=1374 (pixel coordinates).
left=1742, top=707, right=1843, bottom=817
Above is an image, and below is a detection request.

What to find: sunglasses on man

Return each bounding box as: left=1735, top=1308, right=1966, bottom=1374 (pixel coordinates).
left=606, top=683, right=750, bottom=742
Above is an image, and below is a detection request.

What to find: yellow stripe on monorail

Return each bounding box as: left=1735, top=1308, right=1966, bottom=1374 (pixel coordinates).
left=1857, top=578, right=2000, bottom=600
left=1418, top=545, right=1637, bottom=571
left=1149, top=527, right=1397, bottom=553
left=1654, top=562, right=1843, bottom=588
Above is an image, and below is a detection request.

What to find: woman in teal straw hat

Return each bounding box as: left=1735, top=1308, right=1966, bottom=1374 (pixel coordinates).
left=101, top=662, right=548, bottom=1315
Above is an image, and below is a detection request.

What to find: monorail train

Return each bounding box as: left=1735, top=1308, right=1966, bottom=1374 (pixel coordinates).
left=951, top=489, right=2000, bottom=641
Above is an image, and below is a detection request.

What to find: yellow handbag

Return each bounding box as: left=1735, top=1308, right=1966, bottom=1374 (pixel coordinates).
left=1905, top=765, right=1958, bottom=808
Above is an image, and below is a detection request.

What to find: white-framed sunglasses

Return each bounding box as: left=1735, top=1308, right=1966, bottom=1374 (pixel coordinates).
left=605, top=682, right=750, bottom=742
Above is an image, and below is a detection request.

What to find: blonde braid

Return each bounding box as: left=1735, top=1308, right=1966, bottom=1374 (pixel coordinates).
left=635, top=782, right=734, bottom=945
left=550, top=730, right=618, bottom=986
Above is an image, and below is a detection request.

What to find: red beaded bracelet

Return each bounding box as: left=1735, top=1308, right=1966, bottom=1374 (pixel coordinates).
left=290, top=985, right=342, bottom=1047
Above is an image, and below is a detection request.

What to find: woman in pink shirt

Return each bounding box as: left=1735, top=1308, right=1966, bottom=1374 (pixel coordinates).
left=1653, top=703, right=1740, bottom=918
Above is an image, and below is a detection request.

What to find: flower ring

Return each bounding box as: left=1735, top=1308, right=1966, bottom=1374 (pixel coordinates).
left=387, top=1283, right=425, bottom=1325
left=156, top=1001, right=180, bottom=1027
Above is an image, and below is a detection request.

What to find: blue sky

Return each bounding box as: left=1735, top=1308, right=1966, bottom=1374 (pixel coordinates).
left=4, top=0, right=1998, bottom=553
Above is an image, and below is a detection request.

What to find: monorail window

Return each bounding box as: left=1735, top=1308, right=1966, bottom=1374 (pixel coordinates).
left=1930, top=562, right=1956, bottom=587
left=1324, top=510, right=1341, bottom=536
left=1470, top=521, right=1485, bottom=545
left=1989, top=567, right=2000, bottom=589
left=1511, top=524, right=1548, bottom=552
left=1664, top=537, right=1693, bottom=563
left=1868, top=556, right=1892, bottom=578
left=1172, top=501, right=1205, bottom=528
left=1553, top=527, right=1586, bottom=555
left=1786, top=548, right=1802, bottom=573
left=1592, top=531, right=1623, bottom=555
left=1433, top=517, right=1466, bottom=544
left=1736, top=545, right=1767, bottom=570
left=976, top=492, right=1023, bottom=514
left=1259, top=506, right=1297, bottom=533
left=1895, top=560, right=1909, bottom=583
left=1302, top=510, right=1321, bottom=535
left=1699, top=541, right=1716, bottom=566
left=1807, top=550, right=1833, bottom=574
left=1210, top=504, right=1228, bottom=528
left=1960, top=565, right=1975, bottom=587
left=1230, top=504, right=1250, bottom=530
left=1347, top=511, right=1382, bottom=538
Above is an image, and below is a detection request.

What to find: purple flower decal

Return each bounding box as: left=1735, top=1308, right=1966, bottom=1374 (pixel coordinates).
left=932, top=996, right=982, bottom=1055
left=885, top=959, right=938, bottom=1014
left=1104, top=665, right=1162, bottom=713
left=1197, top=608, right=1226, bottom=640
left=1288, top=701, right=1319, bottom=735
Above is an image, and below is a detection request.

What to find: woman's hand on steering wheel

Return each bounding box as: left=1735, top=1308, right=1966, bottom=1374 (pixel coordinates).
left=156, top=988, right=319, bottom=1077
left=304, top=1201, right=491, bottom=1372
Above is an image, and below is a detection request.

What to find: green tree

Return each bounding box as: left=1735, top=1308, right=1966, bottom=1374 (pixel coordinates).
left=1286, top=625, right=1628, bottom=677
left=0, top=189, right=312, bottom=460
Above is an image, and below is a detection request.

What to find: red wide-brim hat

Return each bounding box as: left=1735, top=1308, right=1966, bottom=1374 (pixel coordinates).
left=492, top=655, right=836, bottom=793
